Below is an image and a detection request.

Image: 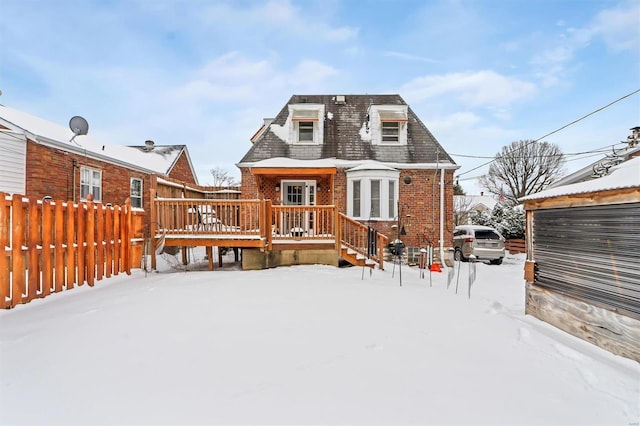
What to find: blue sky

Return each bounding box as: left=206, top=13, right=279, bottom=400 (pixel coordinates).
left=1, top=0, right=639, bottom=193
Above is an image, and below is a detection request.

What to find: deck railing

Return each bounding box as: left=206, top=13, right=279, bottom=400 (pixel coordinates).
left=271, top=205, right=336, bottom=240
left=150, top=195, right=387, bottom=269
left=153, top=198, right=262, bottom=237
left=339, top=213, right=388, bottom=267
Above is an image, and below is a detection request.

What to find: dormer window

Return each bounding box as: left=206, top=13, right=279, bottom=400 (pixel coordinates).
left=297, top=121, right=314, bottom=142
left=369, top=105, right=408, bottom=145
left=288, top=104, right=325, bottom=144
left=382, top=121, right=399, bottom=142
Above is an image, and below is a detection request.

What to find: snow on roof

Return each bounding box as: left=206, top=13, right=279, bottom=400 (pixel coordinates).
left=0, top=104, right=180, bottom=175
left=239, top=157, right=458, bottom=171
left=521, top=156, right=640, bottom=201
left=456, top=195, right=498, bottom=210
left=347, top=161, right=397, bottom=172
left=251, top=157, right=338, bottom=168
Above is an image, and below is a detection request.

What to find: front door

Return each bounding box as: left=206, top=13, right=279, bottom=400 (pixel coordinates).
left=281, top=180, right=316, bottom=235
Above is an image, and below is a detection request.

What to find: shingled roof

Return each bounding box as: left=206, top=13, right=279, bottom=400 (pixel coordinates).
left=239, top=94, right=456, bottom=166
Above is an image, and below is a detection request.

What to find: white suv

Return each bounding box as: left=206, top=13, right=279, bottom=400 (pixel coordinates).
left=452, top=225, right=505, bottom=265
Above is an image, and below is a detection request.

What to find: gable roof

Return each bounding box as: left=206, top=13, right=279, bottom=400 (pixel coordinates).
left=239, top=94, right=456, bottom=168
left=0, top=104, right=195, bottom=180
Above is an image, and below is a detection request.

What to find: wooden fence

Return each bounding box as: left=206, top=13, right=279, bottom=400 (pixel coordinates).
left=0, top=193, right=144, bottom=309
left=505, top=238, right=526, bottom=254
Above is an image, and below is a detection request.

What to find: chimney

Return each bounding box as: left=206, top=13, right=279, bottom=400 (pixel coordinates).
left=144, top=140, right=155, bottom=151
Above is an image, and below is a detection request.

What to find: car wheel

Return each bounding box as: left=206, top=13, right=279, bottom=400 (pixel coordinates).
left=454, top=248, right=467, bottom=262
left=490, top=258, right=503, bottom=265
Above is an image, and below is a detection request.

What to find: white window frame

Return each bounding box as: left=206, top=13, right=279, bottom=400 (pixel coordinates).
left=288, top=104, right=325, bottom=144
left=80, top=166, right=102, bottom=202
left=369, top=105, right=408, bottom=146
left=347, top=168, right=399, bottom=220
left=381, top=121, right=400, bottom=143
left=130, top=177, right=143, bottom=208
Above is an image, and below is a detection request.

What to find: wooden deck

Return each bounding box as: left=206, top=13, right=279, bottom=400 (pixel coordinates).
left=150, top=194, right=388, bottom=271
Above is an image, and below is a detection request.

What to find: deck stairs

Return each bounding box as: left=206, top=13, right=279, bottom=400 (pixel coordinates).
left=340, top=245, right=378, bottom=268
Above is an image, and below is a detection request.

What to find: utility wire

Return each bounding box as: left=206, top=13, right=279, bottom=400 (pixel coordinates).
left=449, top=143, right=625, bottom=159
left=457, top=89, right=640, bottom=177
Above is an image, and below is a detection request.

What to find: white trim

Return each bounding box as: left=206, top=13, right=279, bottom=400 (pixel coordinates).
left=347, top=168, right=400, bottom=220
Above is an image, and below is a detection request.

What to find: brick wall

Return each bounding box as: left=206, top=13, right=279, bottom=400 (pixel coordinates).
left=168, top=151, right=197, bottom=184
left=333, top=168, right=454, bottom=249
left=239, top=166, right=455, bottom=249
left=25, top=139, right=156, bottom=234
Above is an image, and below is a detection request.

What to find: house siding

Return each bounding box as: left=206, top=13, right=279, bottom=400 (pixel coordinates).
left=0, top=131, right=27, bottom=194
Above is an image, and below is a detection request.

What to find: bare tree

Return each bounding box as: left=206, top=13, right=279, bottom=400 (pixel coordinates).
left=453, top=195, right=475, bottom=226
left=479, top=140, right=565, bottom=206
left=210, top=166, right=239, bottom=187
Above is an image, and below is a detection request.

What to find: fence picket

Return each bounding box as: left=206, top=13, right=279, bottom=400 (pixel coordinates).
left=86, top=199, right=95, bottom=287
left=54, top=202, right=65, bottom=293
left=96, top=203, right=104, bottom=281
left=27, top=197, right=39, bottom=299
left=66, top=202, right=76, bottom=289
left=41, top=199, right=53, bottom=297
left=0, top=194, right=9, bottom=308
left=11, top=194, right=25, bottom=306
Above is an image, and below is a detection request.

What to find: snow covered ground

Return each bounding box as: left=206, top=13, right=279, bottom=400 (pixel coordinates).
left=1, top=250, right=638, bottom=425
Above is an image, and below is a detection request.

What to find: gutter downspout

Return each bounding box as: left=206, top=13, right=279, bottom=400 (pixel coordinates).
left=439, top=166, right=445, bottom=265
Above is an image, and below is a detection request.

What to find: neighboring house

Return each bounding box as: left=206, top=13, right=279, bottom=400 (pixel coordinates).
left=520, top=155, right=640, bottom=362
left=237, top=94, right=458, bottom=261
left=0, top=105, right=198, bottom=213
left=453, top=192, right=498, bottom=226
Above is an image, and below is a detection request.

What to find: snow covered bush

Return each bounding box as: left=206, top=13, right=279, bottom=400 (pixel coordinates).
left=471, top=204, right=525, bottom=239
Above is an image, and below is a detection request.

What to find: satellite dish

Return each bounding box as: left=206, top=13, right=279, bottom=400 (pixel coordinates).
left=69, top=116, right=89, bottom=143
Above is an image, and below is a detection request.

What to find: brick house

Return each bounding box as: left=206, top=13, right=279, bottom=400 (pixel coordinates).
left=0, top=104, right=198, bottom=215
left=237, top=94, right=459, bottom=261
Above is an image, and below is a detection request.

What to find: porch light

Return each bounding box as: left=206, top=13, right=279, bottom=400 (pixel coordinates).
left=275, top=183, right=280, bottom=192
left=317, top=183, right=321, bottom=191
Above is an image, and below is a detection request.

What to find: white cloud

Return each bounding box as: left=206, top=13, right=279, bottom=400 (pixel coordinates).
left=401, top=71, right=537, bottom=110
left=591, top=1, right=640, bottom=52
left=200, top=0, right=358, bottom=43
left=529, top=1, right=639, bottom=87
left=383, top=51, right=440, bottom=64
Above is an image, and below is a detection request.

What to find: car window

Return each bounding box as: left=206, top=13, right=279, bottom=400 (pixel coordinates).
left=475, top=230, right=501, bottom=240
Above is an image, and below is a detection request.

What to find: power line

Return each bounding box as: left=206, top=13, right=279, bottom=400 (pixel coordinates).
left=456, top=88, right=640, bottom=177
left=449, top=143, right=625, bottom=160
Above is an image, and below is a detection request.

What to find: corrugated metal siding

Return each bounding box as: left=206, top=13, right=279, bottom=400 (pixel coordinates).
left=0, top=131, right=27, bottom=194
left=532, top=203, right=640, bottom=320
